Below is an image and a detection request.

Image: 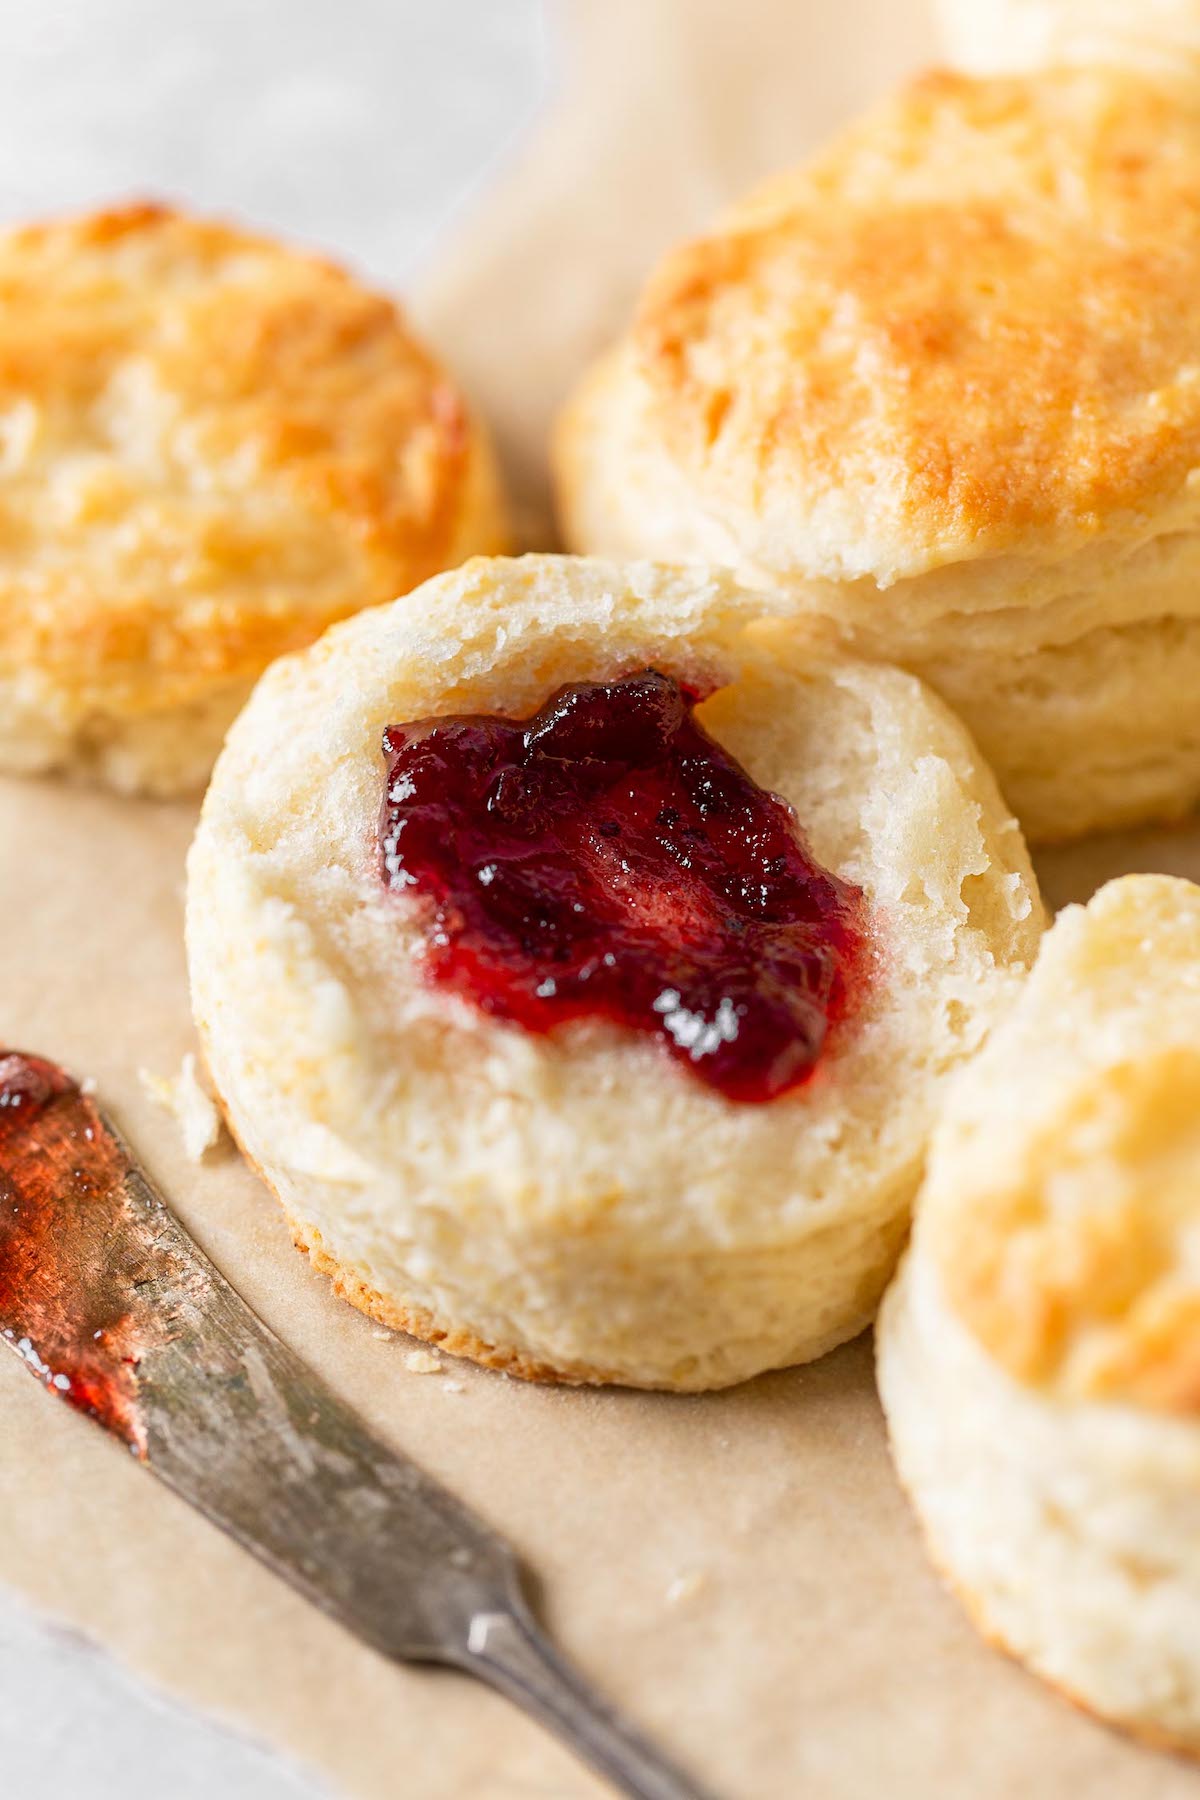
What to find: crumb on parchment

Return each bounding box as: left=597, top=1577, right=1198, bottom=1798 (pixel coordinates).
left=139, top=1052, right=223, bottom=1162
left=665, top=1570, right=707, bottom=1606
left=404, top=1348, right=444, bottom=1374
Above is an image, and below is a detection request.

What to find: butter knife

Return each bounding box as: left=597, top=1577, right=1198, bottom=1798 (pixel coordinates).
left=0, top=1048, right=709, bottom=1800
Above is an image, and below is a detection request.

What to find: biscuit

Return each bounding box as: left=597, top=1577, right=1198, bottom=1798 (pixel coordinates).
left=0, top=203, right=507, bottom=795
left=187, top=553, right=1042, bottom=1390
left=555, top=69, right=1200, bottom=842
left=934, top=0, right=1200, bottom=81
left=878, top=874, right=1200, bottom=1752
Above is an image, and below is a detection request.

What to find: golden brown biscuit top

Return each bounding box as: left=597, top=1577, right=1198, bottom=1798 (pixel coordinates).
left=634, top=69, right=1200, bottom=584
left=924, top=875, right=1200, bottom=1415
left=0, top=204, right=498, bottom=709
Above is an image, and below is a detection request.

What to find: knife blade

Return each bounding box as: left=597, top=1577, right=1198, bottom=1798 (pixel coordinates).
left=0, top=1048, right=711, bottom=1800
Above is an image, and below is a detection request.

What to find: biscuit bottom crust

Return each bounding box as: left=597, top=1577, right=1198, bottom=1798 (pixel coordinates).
left=285, top=1205, right=888, bottom=1390
left=287, top=1211, right=613, bottom=1386
left=209, top=1079, right=592, bottom=1383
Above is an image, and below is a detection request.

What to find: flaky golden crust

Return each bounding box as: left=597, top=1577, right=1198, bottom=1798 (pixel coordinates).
left=0, top=201, right=506, bottom=784
left=556, top=68, right=1200, bottom=844
left=939, top=1046, right=1200, bottom=1411
left=630, top=69, right=1200, bottom=583
left=923, top=875, right=1200, bottom=1416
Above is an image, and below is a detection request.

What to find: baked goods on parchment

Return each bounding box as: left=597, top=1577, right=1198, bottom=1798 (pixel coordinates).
left=0, top=202, right=507, bottom=795
left=879, top=875, right=1200, bottom=1754
left=186, top=553, right=1042, bottom=1390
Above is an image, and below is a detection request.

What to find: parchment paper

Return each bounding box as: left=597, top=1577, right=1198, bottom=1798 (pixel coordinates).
left=3, top=3, right=1200, bottom=1796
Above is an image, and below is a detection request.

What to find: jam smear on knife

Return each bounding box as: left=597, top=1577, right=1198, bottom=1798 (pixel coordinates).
left=0, top=1052, right=152, bottom=1453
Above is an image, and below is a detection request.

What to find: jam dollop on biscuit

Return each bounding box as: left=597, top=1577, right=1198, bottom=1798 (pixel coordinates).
left=381, top=670, right=866, bottom=1102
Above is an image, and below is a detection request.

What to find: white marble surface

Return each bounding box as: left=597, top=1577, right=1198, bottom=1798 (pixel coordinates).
left=0, top=4, right=548, bottom=1794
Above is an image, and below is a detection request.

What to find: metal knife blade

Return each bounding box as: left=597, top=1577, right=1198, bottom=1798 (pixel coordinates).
left=0, top=1049, right=711, bottom=1800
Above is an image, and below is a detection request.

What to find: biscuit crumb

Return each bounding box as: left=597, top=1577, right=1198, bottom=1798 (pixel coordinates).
left=139, top=1053, right=222, bottom=1162
left=404, top=1349, right=444, bottom=1374
left=665, top=1570, right=706, bottom=1606
left=372, top=1329, right=393, bottom=1341
left=443, top=1379, right=466, bottom=1392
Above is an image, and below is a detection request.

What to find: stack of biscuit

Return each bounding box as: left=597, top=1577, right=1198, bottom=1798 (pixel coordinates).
left=4, top=0, right=1200, bottom=1763
left=555, top=59, right=1200, bottom=844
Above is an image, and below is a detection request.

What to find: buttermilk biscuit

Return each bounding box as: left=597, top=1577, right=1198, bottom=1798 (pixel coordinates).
left=0, top=203, right=507, bottom=796
left=187, top=553, right=1042, bottom=1391
left=935, top=0, right=1200, bottom=81
left=555, top=69, right=1200, bottom=842
left=878, top=875, right=1200, bottom=1753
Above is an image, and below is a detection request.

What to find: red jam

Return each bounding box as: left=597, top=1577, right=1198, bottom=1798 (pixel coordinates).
left=0, top=1052, right=152, bottom=1453
left=381, top=670, right=866, bottom=1102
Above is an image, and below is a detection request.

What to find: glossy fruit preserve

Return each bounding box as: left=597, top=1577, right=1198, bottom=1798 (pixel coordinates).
left=381, top=670, right=866, bottom=1101
left=0, top=1051, right=149, bottom=1451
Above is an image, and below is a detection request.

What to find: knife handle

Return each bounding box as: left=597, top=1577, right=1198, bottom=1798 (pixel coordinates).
left=452, top=1600, right=714, bottom=1800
